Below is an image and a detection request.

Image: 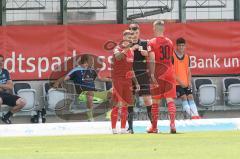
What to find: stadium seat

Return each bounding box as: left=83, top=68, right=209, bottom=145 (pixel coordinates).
left=13, top=83, right=37, bottom=111
left=105, top=81, right=112, bottom=90
left=223, top=77, right=240, bottom=106
left=63, top=80, right=109, bottom=101
left=194, top=78, right=217, bottom=107
left=61, top=80, right=110, bottom=115
left=43, top=82, right=67, bottom=111
left=62, top=80, right=80, bottom=103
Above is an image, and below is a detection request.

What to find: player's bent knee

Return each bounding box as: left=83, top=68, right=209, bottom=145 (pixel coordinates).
left=141, top=96, right=152, bottom=106
left=113, top=101, right=122, bottom=107
left=152, top=98, right=159, bottom=105
left=16, top=98, right=26, bottom=108
left=166, top=98, right=174, bottom=103
left=187, top=94, right=194, bottom=100
left=144, top=100, right=152, bottom=106
left=180, top=95, right=187, bottom=100
left=87, top=95, right=93, bottom=100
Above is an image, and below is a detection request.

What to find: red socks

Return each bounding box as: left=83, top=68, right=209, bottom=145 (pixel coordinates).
left=111, top=106, right=128, bottom=129
left=151, top=103, right=159, bottom=130
left=111, top=106, right=119, bottom=129
left=121, top=106, right=128, bottom=129
left=167, top=101, right=176, bottom=129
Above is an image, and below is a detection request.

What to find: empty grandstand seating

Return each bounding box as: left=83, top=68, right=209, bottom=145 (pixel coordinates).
left=223, top=77, right=240, bottom=106
left=13, top=83, right=37, bottom=111
left=194, top=78, right=217, bottom=108
left=43, top=82, right=67, bottom=111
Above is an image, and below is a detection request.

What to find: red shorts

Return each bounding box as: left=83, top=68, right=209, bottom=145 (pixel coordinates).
left=151, top=68, right=176, bottom=99
left=112, top=77, right=133, bottom=105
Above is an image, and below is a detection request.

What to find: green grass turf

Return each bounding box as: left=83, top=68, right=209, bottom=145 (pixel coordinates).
left=0, top=131, right=239, bottom=159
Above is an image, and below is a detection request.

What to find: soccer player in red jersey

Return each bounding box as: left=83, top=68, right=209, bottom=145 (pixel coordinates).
left=111, top=30, right=140, bottom=134
left=148, top=20, right=177, bottom=134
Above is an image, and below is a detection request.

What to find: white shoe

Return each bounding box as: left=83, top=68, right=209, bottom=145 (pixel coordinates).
left=88, top=118, right=94, bottom=122
left=120, top=128, right=129, bottom=134
left=112, top=129, right=118, bottom=134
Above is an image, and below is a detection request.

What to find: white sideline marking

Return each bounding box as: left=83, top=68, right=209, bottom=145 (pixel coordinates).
left=0, top=118, right=239, bottom=137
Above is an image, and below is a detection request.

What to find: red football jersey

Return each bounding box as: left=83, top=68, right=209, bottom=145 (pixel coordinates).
left=148, top=36, right=174, bottom=76
left=111, top=46, right=133, bottom=78
left=148, top=36, right=174, bottom=66
left=148, top=36, right=176, bottom=99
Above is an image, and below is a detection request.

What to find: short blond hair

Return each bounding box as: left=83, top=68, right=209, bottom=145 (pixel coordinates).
left=153, top=20, right=164, bottom=26
left=153, top=20, right=164, bottom=31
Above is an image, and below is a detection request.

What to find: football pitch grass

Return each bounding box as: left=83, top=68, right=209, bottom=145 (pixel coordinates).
left=0, top=131, right=239, bottom=159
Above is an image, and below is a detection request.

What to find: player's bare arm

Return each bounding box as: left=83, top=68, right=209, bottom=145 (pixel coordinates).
left=114, top=47, right=129, bottom=61
left=132, top=72, right=140, bottom=92
left=0, top=80, right=13, bottom=90
left=148, top=51, right=157, bottom=86
left=97, top=76, right=112, bottom=82
left=138, top=45, right=149, bottom=57
left=140, top=50, right=148, bottom=57
left=188, top=67, right=192, bottom=88
left=53, top=76, right=65, bottom=88
left=64, top=75, right=71, bottom=81
left=131, top=44, right=140, bottom=51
